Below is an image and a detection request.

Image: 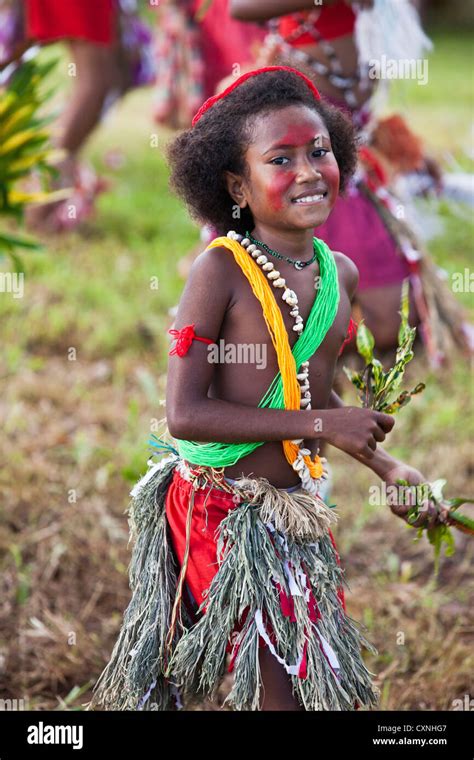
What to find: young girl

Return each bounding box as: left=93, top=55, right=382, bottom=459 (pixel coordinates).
left=88, top=66, right=441, bottom=713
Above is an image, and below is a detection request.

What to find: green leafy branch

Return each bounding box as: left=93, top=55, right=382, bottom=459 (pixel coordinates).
left=343, top=279, right=425, bottom=412
left=344, top=279, right=473, bottom=573
left=395, top=477, right=474, bottom=576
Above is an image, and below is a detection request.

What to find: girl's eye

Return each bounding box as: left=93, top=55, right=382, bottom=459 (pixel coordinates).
left=270, top=149, right=330, bottom=165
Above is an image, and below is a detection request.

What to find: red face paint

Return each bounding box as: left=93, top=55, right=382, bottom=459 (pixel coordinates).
left=264, top=124, right=332, bottom=210
left=322, top=160, right=340, bottom=200
left=266, top=171, right=296, bottom=211
left=274, top=125, right=320, bottom=149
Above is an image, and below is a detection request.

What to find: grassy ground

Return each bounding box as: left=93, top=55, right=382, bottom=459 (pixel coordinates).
left=0, top=31, right=472, bottom=710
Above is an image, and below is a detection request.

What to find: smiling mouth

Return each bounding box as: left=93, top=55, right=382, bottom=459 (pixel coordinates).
left=291, top=192, right=328, bottom=205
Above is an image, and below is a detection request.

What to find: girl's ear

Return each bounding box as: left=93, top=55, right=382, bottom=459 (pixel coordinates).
left=224, top=170, right=248, bottom=209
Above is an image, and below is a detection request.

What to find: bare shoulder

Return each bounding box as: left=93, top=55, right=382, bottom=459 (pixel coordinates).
left=186, top=244, right=239, bottom=299
left=332, top=250, right=359, bottom=300
left=171, top=244, right=239, bottom=340
left=190, top=244, right=238, bottom=277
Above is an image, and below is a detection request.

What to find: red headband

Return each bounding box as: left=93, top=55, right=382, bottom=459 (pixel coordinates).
left=191, top=65, right=321, bottom=127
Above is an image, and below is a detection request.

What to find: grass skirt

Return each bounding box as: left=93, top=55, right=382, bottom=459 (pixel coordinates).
left=86, top=455, right=380, bottom=711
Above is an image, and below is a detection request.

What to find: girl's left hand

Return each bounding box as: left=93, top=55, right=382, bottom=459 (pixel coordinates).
left=382, top=463, right=445, bottom=529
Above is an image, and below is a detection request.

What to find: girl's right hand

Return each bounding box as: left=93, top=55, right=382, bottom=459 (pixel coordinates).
left=317, top=407, right=395, bottom=459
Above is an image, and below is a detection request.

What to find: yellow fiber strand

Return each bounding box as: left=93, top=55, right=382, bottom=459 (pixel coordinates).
left=207, top=237, right=306, bottom=468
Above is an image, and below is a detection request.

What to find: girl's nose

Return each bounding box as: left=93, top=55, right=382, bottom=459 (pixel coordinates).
left=295, top=157, right=323, bottom=182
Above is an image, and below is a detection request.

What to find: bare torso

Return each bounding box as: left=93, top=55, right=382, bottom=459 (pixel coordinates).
left=205, top=248, right=353, bottom=487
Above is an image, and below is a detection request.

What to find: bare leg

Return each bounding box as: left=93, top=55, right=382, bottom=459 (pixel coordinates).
left=58, top=39, right=125, bottom=155
left=258, top=646, right=304, bottom=711
left=26, top=39, right=124, bottom=231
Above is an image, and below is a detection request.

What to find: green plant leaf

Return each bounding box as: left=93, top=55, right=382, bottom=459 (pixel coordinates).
left=342, top=365, right=365, bottom=390
left=355, top=320, right=375, bottom=365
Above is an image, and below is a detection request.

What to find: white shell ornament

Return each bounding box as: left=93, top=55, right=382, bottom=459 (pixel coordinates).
left=234, top=229, right=326, bottom=496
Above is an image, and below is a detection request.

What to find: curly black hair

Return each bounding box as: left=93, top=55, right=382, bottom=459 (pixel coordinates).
left=166, top=67, right=358, bottom=236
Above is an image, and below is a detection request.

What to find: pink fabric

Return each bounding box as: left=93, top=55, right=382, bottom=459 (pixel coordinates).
left=316, top=184, right=410, bottom=290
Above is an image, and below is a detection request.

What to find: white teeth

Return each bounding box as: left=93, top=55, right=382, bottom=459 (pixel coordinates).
left=293, top=194, right=324, bottom=203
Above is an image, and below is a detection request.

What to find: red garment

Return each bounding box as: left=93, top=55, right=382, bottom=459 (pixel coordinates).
left=164, top=467, right=347, bottom=658
left=192, top=0, right=266, bottom=99
left=278, top=3, right=356, bottom=45
left=25, top=0, right=117, bottom=45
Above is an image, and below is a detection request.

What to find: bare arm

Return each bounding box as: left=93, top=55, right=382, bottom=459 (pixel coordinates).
left=328, top=394, right=444, bottom=529
left=230, top=0, right=324, bottom=23
left=328, top=389, right=401, bottom=476
left=230, top=0, right=372, bottom=23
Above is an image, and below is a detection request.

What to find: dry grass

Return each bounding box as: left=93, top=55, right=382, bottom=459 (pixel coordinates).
left=0, top=348, right=472, bottom=711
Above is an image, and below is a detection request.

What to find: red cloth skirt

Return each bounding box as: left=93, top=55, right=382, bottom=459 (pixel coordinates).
left=164, top=468, right=347, bottom=656
left=25, top=0, right=118, bottom=45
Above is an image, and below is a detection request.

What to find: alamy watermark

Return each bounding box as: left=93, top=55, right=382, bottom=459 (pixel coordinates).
left=207, top=340, right=267, bottom=370
left=451, top=694, right=473, bottom=710
left=27, top=721, right=83, bottom=750
left=369, top=481, right=432, bottom=507
left=0, top=696, right=30, bottom=710
left=368, top=56, right=429, bottom=86
left=0, top=271, right=24, bottom=298
left=452, top=268, right=473, bottom=293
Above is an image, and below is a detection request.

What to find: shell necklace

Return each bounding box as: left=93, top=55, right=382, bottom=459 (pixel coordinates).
left=226, top=229, right=328, bottom=497
left=245, top=229, right=318, bottom=270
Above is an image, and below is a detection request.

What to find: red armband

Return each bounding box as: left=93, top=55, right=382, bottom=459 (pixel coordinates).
left=168, top=323, right=214, bottom=357
left=338, top=317, right=358, bottom=356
